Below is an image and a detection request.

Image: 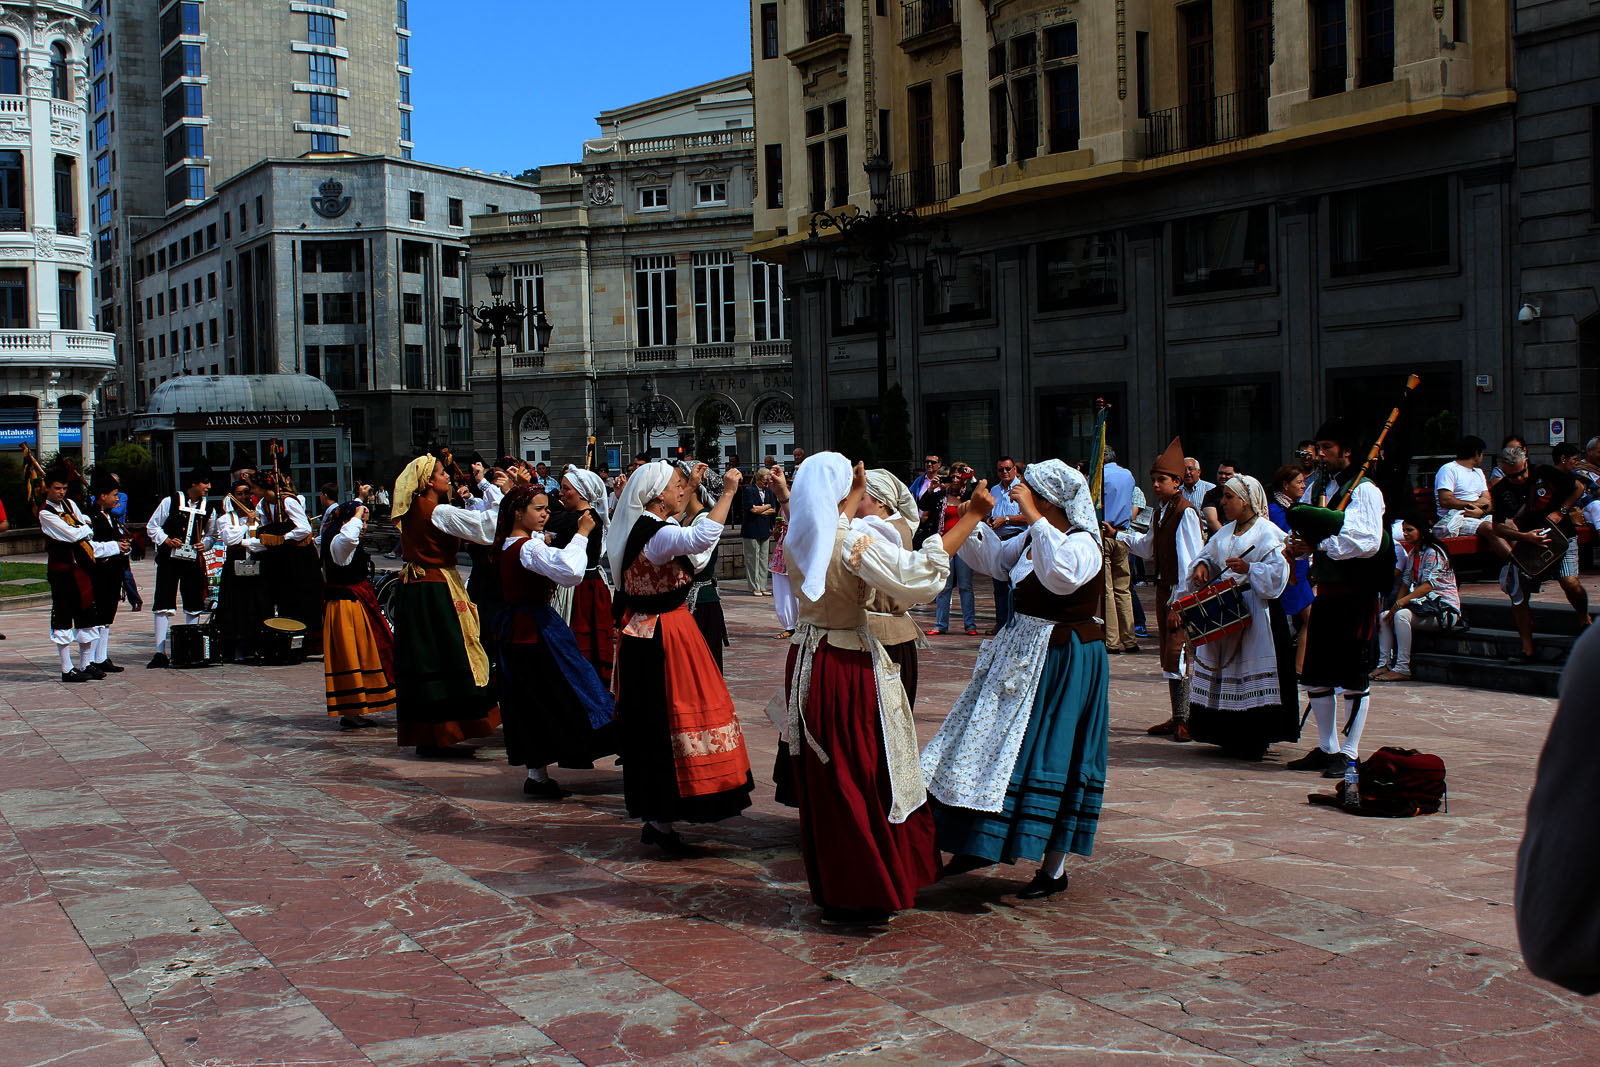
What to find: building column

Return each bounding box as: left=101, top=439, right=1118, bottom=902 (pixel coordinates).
left=80, top=398, right=95, bottom=466
left=36, top=398, right=59, bottom=457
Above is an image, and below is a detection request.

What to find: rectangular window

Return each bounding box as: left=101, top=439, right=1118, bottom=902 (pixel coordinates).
left=162, top=84, right=204, bottom=126
left=1312, top=0, right=1348, bottom=98
left=400, top=110, right=412, bottom=143
left=1172, top=379, right=1281, bottom=487
left=309, top=92, right=338, bottom=127
left=1172, top=206, right=1272, bottom=294
left=404, top=345, right=425, bottom=390
left=397, top=0, right=409, bottom=29
left=448, top=197, right=463, bottom=226
left=402, top=243, right=424, bottom=273
left=1043, top=22, right=1077, bottom=60
left=208, top=317, right=218, bottom=345
left=1010, top=33, right=1037, bottom=70
left=1037, top=233, right=1120, bottom=311
left=181, top=281, right=190, bottom=307
left=761, top=3, right=780, bottom=58
left=805, top=107, right=824, bottom=137
left=311, top=133, right=339, bottom=152
left=512, top=264, right=545, bottom=350
left=54, top=157, right=75, bottom=234
left=827, top=101, right=847, bottom=131
left=302, top=293, right=319, bottom=324
left=829, top=135, right=848, bottom=206
left=402, top=291, right=423, bottom=324
left=1046, top=67, right=1079, bottom=154
left=442, top=247, right=460, bottom=278
left=807, top=141, right=826, bottom=212
left=308, top=52, right=337, bottom=86
left=57, top=270, right=78, bottom=330
left=990, top=85, right=1009, bottom=166
left=308, top=13, right=337, bottom=47
left=633, top=254, right=677, bottom=348
left=751, top=260, right=788, bottom=341
left=638, top=185, right=669, bottom=212
left=408, top=190, right=424, bottom=220
left=692, top=251, right=736, bottom=345
left=1014, top=75, right=1039, bottom=160
left=450, top=408, right=473, bottom=442
left=1357, top=0, right=1395, bottom=87
left=409, top=404, right=433, bottom=443
left=695, top=181, right=728, bottom=207
left=399, top=72, right=411, bottom=104
left=397, top=34, right=409, bottom=66
left=182, top=326, right=191, bottom=352
left=1330, top=176, right=1451, bottom=277
left=924, top=256, right=993, bottom=324
left=226, top=307, right=234, bottom=335
left=322, top=291, right=364, bottom=324
left=763, top=143, right=783, bottom=209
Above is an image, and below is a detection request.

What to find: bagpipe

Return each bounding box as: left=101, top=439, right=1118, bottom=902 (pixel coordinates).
left=1285, top=374, right=1421, bottom=546
left=22, top=444, right=96, bottom=565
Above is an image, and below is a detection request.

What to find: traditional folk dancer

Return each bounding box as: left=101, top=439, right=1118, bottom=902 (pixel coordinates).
left=678, top=460, right=730, bottom=672
left=551, top=465, right=616, bottom=687
left=778, top=455, right=964, bottom=925
left=258, top=472, right=324, bottom=655
left=607, top=461, right=752, bottom=855
left=86, top=470, right=133, bottom=675
left=768, top=466, right=797, bottom=640
left=1114, top=438, right=1203, bottom=742
left=214, top=477, right=272, bottom=662
left=859, top=469, right=929, bottom=707
left=145, top=465, right=215, bottom=669
left=390, top=455, right=500, bottom=758
left=1179, top=476, right=1299, bottom=760
left=493, top=484, right=616, bottom=799
left=923, top=461, right=1110, bottom=900
left=1284, top=417, right=1388, bottom=779
left=40, top=467, right=128, bottom=682
left=321, top=500, right=397, bottom=730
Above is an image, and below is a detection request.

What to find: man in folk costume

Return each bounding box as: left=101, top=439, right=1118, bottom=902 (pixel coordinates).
left=1179, top=475, right=1300, bottom=760
left=214, top=476, right=272, bottom=662
left=40, top=467, right=128, bottom=682
left=86, top=470, right=133, bottom=675
left=321, top=499, right=397, bottom=730
left=606, top=460, right=752, bottom=855
left=390, top=454, right=500, bottom=758
left=677, top=459, right=731, bottom=672
left=1284, top=416, right=1388, bottom=779
left=145, top=465, right=215, bottom=669
left=1114, top=438, right=1203, bottom=740
left=779, top=455, right=966, bottom=925
left=257, top=470, right=324, bottom=655
left=923, top=461, right=1111, bottom=901
left=551, top=464, right=616, bottom=687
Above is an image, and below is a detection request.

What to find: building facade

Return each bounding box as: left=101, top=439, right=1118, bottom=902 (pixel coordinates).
left=752, top=0, right=1516, bottom=479
left=468, top=74, right=795, bottom=471
left=88, top=0, right=414, bottom=424
left=125, top=154, right=538, bottom=481
left=0, top=0, right=115, bottom=466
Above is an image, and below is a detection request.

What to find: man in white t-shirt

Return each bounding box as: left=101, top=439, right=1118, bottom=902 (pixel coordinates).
left=1433, top=435, right=1492, bottom=537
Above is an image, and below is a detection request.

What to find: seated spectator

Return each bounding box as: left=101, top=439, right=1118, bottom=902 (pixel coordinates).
left=1553, top=442, right=1600, bottom=520
left=1433, top=435, right=1493, bottom=537
left=1486, top=434, right=1527, bottom=491
left=1485, top=446, right=1590, bottom=664
left=1373, top=518, right=1466, bottom=681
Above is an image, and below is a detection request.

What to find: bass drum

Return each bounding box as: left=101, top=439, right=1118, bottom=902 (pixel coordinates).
left=260, top=617, right=308, bottom=666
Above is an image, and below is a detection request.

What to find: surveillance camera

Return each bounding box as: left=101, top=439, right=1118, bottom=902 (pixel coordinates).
left=1518, top=302, right=1541, bottom=324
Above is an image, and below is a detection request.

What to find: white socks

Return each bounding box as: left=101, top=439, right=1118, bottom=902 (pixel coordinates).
left=526, top=765, right=550, bottom=783
left=78, top=641, right=95, bottom=670
left=1042, top=850, right=1069, bottom=880
left=58, top=645, right=75, bottom=673
left=94, top=629, right=109, bottom=664
left=1308, top=687, right=1371, bottom=759
left=1341, top=691, right=1371, bottom=760
left=152, top=612, right=171, bottom=653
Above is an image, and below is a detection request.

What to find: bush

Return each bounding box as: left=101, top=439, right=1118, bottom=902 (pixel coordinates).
left=99, top=440, right=157, bottom=519
left=0, top=452, right=30, bottom=527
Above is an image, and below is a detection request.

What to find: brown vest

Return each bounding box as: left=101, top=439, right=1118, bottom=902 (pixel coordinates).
left=1013, top=565, right=1106, bottom=646
left=400, top=495, right=461, bottom=569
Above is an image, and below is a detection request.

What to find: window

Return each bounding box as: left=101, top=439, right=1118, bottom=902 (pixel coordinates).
left=207, top=224, right=216, bottom=247
left=163, top=84, right=203, bottom=126
left=988, top=42, right=1005, bottom=79
left=0, top=36, right=20, bottom=95
left=1044, top=23, right=1077, bottom=60
left=1330, top=176, right=1450, bottom=276
left=93, top=116, right=108, bottom=151
left=239, top=204, right=247, bottom=230
left=1046, top=67, right=1079, bottom=153
left=164, top=166, right=204, bottom=206
left=302, top=293, right=319, bottom=324
left=404, top=345, right=425, bottom=389
left=990, top=85, right=1008, bottom=166
left=763, top=144, right=783, bottom=209
left=808, top=141, right=826, bottom=212
left=923, top=396, right=998, bottom=473
left=751, top=261, right=788, bottom=341
left=322, top=344, right=360, bottom=388
left=692, top=251, right=736, bottom=345
left=397, top=0, right=409, bottom=29
left=1357, top=0, right=1395, bottom=87
left=448, top=197, right=463, bottom=226
left=442, top=247, right=460, bottom=278
left=761, top=3, right=779, bottom=58
left=1172, top=379, right=1281, bottom=486
left=401, top=243, right=425, bottom=273
left=829, top=135, right=848, bottom=205
left=399, top=72, right=410, bottom=104
left=309, top=92, right=338, bottom=127
left=829, top=279, right=890, bottom=337
left=408, top=190, right=424, bottom=220
left=827, top=100, right=847, bottom=130
left=181, top=281, right=190, bottom=308
left=0, top=269, right=27, bottom=327
left=57, top=271, right=78, bottom=330
left=695, top=181, right=728, bottom=207
left=806, top=107, right=824, bottom=137
left=409, top=405, right=434, bottom=445
left=0, top=150, right=24, bottom=230
left=224, top=260, right=232, bottom=287
left=308, top=13, right=337, bottom=47
left=164, top=125, right=205, bottom=166
left=54, top=157, right=75, bottom=234
left=634, top=254, right=678, bottom=348
left=322, top=291, right=364, bottom=324
left=1010, top=33, right=1037, bottom=70
left=311, top=134, right=339, bottom=152
left=1172, top=206, right=1272, bottom=294
left=303, top=241, right=363, bottom=272
left=1312, top=0, right=1348, bottom=98
left=208, top=318, right=218, bottom=345
left=50, top=42, right=69, bottom=99
left=182, top=326, right=192, bottom=352
left=925, top=256, right=993, bottom=324
left=162, top=42, right=203, bottom=85
left=1014, top=75, right=1039, bottom=160
left=1037, top=233, right=1120, bottom=310
left=226, top=308, right=234, bottom=335
left=397, top=34, right=409, bottom=66
left=400, top=110, right=413, bottom=144
left=402, top=291, right=423, bottom=324
left=638, top=185, right=669, bottom=212
left=512, top=264, right=545, bottom=350
left=308, top=52, right=337, bottom=86
left=450, top=409, right=473, bottom=441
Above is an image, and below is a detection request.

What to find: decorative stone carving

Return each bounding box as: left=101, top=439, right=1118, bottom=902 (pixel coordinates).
left=25, top=65, right=50, bottom=98
left=0, top=116, right=29, bottom=145
left=587, top=172, right=615, bottom=206
left=49, top=117, right=79, bottom=147
left=34, top=226, right=55, bottom=258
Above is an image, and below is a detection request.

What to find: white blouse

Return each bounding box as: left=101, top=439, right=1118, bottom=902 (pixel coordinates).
left=518, top=532, right=589, bottom=588
left=39, top=500, right=122, bottom=559
left=645, top=514, right=723, bottom=573
left=1181, top=518, right=1289, bottom=601
left=836, top=514, right=950, bottom=603
left=960, top=518, right=1102, bottom=595
left=431, top=501, right=498, bottom=546
left=328, top=516, right=365, bottom=567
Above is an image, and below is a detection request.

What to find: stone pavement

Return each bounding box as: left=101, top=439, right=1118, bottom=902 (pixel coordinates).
left=1, top=565, right=1596, bottom=1066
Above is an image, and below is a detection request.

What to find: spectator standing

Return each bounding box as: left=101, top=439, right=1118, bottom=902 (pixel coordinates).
left=109, top=474, right=143, bottom=609
left=1182, top=457, right=1215, bottom=513
left=1100, top=447, right=1139, bottom=653
left=533, top=462, right=560, bottom=496
left=1433, top=435, right=1493, bottom=537
left=742, top=469, right=777, bottom=596
left=1294, top=440, right=1317, bottom=477
left=986, top=456, right=1026, bottom=632
left=909, top=453, right=940, bottom=504
left=1199, top=460, right=1237, bottom=537
left=1373, top=518, right=1466, bottom=681
left=927, top=464, right=978, bottom=635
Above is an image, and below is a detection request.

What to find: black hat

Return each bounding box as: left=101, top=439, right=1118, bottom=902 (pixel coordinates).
left=496, top=455, right=520, bottom=472
left=90, top=468, right=118, bottom=495
left=44, top=462, right=71, bottom=485
left=468, top=451, right=487, bottom=467
left=1313, top=416, right=1357, bottom=453
left=184, top=464, right=214, bottom=487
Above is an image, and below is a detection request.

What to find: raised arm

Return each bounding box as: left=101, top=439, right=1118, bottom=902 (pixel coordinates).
left=431, top=501, right=497, bottom=545
left=1029, top=522, right=1106, bottom=595
left=841, top=515, right=951, bottom=603
left=521, top=532, right=590, bottom=588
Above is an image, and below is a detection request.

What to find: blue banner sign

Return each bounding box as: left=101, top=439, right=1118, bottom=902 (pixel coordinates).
left=0, top=425, right=38, bottom=448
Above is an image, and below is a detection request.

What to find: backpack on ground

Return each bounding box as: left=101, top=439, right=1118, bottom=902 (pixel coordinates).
left=1337, top=746, right=1448, bottom=817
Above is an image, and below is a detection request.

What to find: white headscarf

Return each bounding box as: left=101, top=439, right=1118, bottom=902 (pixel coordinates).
left=1023, top=459, right=1102, bottom=545
left=864, top=469, right=918, bottom=526
left=605, top=461, right=676, bottom=588
left=786, top=451, right=853, bottom=602
left=1225, top=474, right=1269, bottom=525
left=562, top=465, right=608, bottom=528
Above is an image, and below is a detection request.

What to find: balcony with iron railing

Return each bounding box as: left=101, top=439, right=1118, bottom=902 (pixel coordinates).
left=806, top=0, right=846, bottom=42
left=0, top=207, right=23, bottom=232
left=1144, top=90, right=1269, bottom=158
left=888, top=160, right=956, bottom=211
left=901, top=0, right=956, bottom=49
left=56, top=212, right=75, bottom=235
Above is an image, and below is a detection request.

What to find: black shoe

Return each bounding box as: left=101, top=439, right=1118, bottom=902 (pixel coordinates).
left=61, top=669, right=88, bottom=684
left=1286, top=747, right=1332, bottom=771
left=1321, top=753, right=1352, bottom=780
left=523, top=777, right=572, bottom=800
left=940, top=854, right=993, bottom=878
left=146, top=652, right=170, bottom=669
left=819, top=905, right=893, bottom=926
left=82, top=663, right=106, bottom=680
left=640, top=823, right=698, bottom=856
left=338, top=715, right=383, bottom=730
left=1017, top=870, right=1071, bottom=900
left=415, top=744, right=477, bottom=760
left=96, top=660, right=125, bottom=674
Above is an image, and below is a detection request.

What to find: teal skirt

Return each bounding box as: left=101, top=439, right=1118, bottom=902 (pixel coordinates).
left=933, top=632, right=1110, bottom=863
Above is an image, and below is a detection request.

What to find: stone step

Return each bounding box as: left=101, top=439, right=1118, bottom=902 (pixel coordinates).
left=1408, top=651, right=1563, bottom=698
left=1457, top=596, right=1591, bottom=637
left=1413, top=626, right=1576, bottom=666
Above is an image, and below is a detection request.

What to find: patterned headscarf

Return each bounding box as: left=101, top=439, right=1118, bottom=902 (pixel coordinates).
left=606, top=461, right=675, bottom=587
left=390, top=454, right=438, bottom=522
left=864, top=469, right=918, bottom=526
left=1225, top=474, right=1269, bottom=525
left=1023, top=459, right=1101, bottom=545
left=675, top=459, right=724, bottom=509
left=786, top=451, right=853, bottom=602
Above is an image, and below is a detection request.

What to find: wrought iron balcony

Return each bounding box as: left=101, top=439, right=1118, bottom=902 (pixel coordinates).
left=55, top=212, right=76, bottom=235
left=888, top=161, right=956, bottom=211
left=1144, top=90, right=1269, bottom=158
left=901, top=0, right=954, bottom=45
left=806, top=0, right=846, bottom=42
left=0, top=207, right=24, bottom=232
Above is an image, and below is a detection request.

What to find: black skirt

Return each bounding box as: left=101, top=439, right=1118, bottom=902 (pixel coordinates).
left=1300, top=584, right=1380, bottom=692
left=215, top=546, right=271, bottom=640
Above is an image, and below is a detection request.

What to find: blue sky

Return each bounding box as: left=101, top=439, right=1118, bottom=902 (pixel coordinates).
left=409, top=1, right=754, bottom=174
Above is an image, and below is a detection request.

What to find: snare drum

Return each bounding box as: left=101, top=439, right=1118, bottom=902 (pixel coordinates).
left=169, top=624, right=215, bottom=668
left=260, top=617, right=308, bottom=665
left=1173, top=577, right=1252, bottom=648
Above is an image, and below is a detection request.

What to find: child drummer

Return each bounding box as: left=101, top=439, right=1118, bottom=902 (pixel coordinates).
left=145, top=464, right=215, bottom=669
left=1109, top=437, right=1203, bottom=742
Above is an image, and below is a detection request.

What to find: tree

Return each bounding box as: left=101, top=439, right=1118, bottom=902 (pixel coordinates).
left=834, top=405, right=871, bottom=465
left=100, top=439, right=156, bottom=516
left=693, top=402, right=724, bottom=467
left=880, top=383, right=913, bottom=481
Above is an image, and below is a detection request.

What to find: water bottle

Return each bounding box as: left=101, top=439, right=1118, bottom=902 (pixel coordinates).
left=1342, top=757, right=1361, bottom=810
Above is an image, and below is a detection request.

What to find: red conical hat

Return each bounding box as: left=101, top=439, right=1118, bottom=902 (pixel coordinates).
left=1151, top=436, right=1185, bottom=480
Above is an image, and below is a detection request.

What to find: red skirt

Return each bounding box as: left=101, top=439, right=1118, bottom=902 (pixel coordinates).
left=570, top=574, right=616, bottom=688
left=786, top=640, right=940, bottom=911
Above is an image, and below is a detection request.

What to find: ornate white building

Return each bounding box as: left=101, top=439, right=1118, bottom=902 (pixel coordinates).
left=0, top=0, right=111, bottom=465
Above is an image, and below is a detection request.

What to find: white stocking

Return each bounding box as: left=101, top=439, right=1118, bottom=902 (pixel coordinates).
left=1041, top=850, right=1069, bottom=880
left=526, top=765, right=550, bottom=783
left=78, top=640, right=96, bottom=670
left=58, top=644, right=75, bottom=673
left=1308, top=689, right=1337, bottom=754
left=1339, top=689, right=1371, bottom=760
left=94, top=628, right=109, bottom=663
left=153, top=611, right=172, bottom=653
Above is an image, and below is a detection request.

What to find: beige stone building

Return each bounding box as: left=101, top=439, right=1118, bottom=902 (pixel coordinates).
left=751, top=1, right=1519, bottom=479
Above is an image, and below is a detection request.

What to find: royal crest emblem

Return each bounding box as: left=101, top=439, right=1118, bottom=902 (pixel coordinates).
left=311, top=179, right=352, bottom=219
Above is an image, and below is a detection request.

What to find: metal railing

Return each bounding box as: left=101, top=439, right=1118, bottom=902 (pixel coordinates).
left=806, top=0, right=846, bottom=42
left=888, top=160, right=956, bottom=210
left=901, top=0, right=954, bottom=43
left=0, top=208, right=23, bottom=231
left=1144, top=90, right=1268, bottom=157
left=55, top=212, right=75, bottom=235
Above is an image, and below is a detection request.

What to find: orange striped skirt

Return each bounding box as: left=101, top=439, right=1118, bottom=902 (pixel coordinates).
left=324, top=598, right=397, bottom=717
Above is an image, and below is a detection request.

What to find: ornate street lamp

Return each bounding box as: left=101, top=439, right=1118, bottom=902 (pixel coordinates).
left=464, top=263, right=553, bottom=458
left=625, top=379, right=678, bottom=458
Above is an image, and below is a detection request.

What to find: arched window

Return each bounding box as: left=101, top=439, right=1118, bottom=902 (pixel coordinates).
left=50, top=43, right=69, bottom=100
left=0, top=37, right=19, bottom=96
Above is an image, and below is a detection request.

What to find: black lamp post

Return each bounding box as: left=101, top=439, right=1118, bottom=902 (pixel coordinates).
left=625, top=379, right=677, bottom=458
left=463, top=264, right=552, bottom=458
left=801, top=155, right=959, bottom=434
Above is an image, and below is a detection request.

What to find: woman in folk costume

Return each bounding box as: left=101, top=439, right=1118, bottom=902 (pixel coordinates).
left=549, top=465, right=617, bottom=687
left=677, top=460, right=730, bottom=672
left=390, top=454, right=500, bottom=758
left=320, top=499, right=397, bottom=729
left=922, top=460, right=1111, bottom=901
left=768, top=465, right=798, bottom=640
left=859, top=469, right=930, bottom=706
left=777, top=455, right=972, bottom=925
left=607, top=460, right=752, bottom=854
left=494, top=483, right=615, bottom=799
left=214, top=477, right=272, bottom=662
left=1179, top=475, right=1299, bottom=760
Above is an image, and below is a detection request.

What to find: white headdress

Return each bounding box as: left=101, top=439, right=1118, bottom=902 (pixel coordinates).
left=1226, top=474, right=1269, bottom=524
left=785, top=451, right=853, bottom=602
left=605, top=461, right=676, bottom=587
left=1023, top=459, right=1101, bottom=544
left=864, top=469, right=918, bottom=526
